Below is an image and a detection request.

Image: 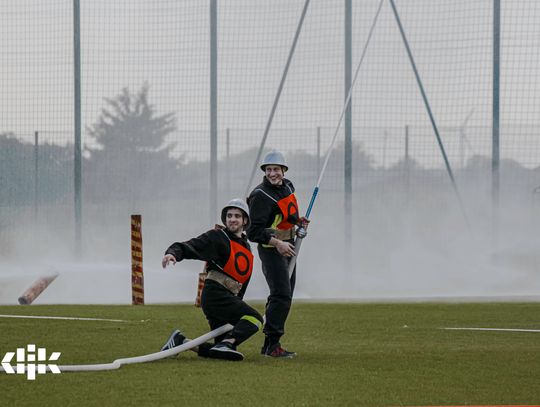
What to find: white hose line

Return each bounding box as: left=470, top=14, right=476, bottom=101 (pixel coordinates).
left=315, top=0, right=383, bottom=188
left=287, top=0, right=384, bottom=277
left=0, top=323, right=233, bottom=373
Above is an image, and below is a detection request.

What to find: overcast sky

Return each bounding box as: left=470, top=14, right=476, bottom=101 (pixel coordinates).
left=1, top=0, right=540, bottom=167
left=2, top=1, right=540, bottom=302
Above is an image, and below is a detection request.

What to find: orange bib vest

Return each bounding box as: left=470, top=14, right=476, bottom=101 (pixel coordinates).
left=276, top=193, right=299, bottom=230
left=255, top=185, right=299, bottom=231
left=219, top=230, right=253, bottom=284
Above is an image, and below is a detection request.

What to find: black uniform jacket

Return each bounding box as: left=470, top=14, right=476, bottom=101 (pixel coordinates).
left=165, top=227, right=252, bottom=298
left=246, top=177, right=299, bottom=245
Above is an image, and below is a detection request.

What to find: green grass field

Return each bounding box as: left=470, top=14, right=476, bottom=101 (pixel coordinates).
left=1, top=302, right=539, bottom=407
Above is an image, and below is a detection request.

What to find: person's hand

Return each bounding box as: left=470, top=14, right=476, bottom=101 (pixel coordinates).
left=276, top=240, right=296, bottom=257
left=162, top=254, right=176, bottom=268
left=297, top=216, right=310, bottom=229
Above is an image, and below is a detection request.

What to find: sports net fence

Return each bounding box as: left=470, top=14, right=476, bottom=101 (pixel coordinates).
left=1, top=0, right=540, bottom=299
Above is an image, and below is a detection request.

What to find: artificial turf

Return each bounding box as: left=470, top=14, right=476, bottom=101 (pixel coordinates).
left=1, top=302, right=539, bottom=407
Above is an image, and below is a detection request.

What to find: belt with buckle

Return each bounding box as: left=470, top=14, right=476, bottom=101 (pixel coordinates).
left=268, top=227, right=295, bottom=241
left=206, top=270, right=242, bottom=295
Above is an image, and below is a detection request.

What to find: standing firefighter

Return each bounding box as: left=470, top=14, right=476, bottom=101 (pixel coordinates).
left=160, top=199, right=263, bottom=361
left=247, top=150, right=309, bottom=358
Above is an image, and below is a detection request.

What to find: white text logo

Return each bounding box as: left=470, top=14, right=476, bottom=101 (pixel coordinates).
left=2, top=345, right=61, bottom=380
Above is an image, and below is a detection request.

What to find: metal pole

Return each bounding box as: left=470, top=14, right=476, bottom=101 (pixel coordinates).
left=288, top=0, right=385, bottom=276
left=344, top=0, right=352, bottom=269
left=210, top=0, right=218, bottom=220
left=405, top=125, right=410, bottom=210
left=34, top=131, right=39, bottom=222
left=460, top=109, right=475, bottom=170
left=492, top=0, right=501, bottom=249
left=389, top=0, right=470, bottom=228
left=382, top=130, right=388, bottom=168
left=316, top=126, right=321, bottom=178
left=226, top=128, right=231, bottom=195
left=244, top=0, right=311, bottom=197
left=73, top=0, right=82, bottom=255
left=405, top=126, right=409, bottom=163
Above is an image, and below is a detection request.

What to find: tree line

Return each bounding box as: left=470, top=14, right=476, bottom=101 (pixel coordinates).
left=1, top=84, right=537, bottom=207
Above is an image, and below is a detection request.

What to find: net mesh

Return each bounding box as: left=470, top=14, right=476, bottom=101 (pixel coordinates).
left=1, top=0, right=539, bottom=299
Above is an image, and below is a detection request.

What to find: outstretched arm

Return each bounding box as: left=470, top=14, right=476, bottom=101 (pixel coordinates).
left=163, top=230, right=224, bottom=268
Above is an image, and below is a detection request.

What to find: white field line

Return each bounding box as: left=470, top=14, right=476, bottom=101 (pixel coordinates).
left=442, top=327, right=540, bottom=333
left=0, top=314, right=130, bottom=323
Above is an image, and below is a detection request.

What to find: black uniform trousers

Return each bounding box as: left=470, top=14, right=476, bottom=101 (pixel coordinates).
left=258, top=244, right=296, bottom=346
left=197, top=279, right=263, bottom=356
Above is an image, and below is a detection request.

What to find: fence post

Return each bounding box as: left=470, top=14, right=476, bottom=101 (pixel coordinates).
left=34, top=131, right=39, bottom=222
left=405, top=125, right=410, bottom=210
left=226, top=128, right=231, bottom=194
left=344, top=0, right=353, bottom=270
left=492, top=0, right=501, bottom=250
left=210, top=0, right=218, bottom=222
left=73, top=0, right=82, bottom=256
left=131, top=214, right=144, bottom=305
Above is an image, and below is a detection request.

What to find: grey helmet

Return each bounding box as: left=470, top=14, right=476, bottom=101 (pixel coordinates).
left=260, top=150, right=288, bottom=172
left=221, top=198, right=250, bottom=228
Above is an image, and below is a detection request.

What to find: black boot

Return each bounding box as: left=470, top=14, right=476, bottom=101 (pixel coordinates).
left=265, top=342, right=296, bottom=358
left=208, top=341, right=244, bottom=361
left=260, top=336, right=270, bottom=355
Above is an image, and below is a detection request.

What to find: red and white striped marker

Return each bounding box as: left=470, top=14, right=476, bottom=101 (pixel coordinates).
left=131, top=214, right=144, bottom=305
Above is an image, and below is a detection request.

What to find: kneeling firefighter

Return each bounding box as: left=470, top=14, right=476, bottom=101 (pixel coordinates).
left=160, top=198, right=263, bottom=361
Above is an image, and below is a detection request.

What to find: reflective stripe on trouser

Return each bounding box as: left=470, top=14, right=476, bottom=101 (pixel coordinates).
left=230, top=315, right=262, bottom=346
left=200, top=279, right=263, bottom=347
left=257, top=244, right=296, bottom=345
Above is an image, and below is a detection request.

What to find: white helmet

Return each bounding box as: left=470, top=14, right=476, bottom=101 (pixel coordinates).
left=260, top=150, right=288, bottom=172
left=221, top=198, right=250, bottom=228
